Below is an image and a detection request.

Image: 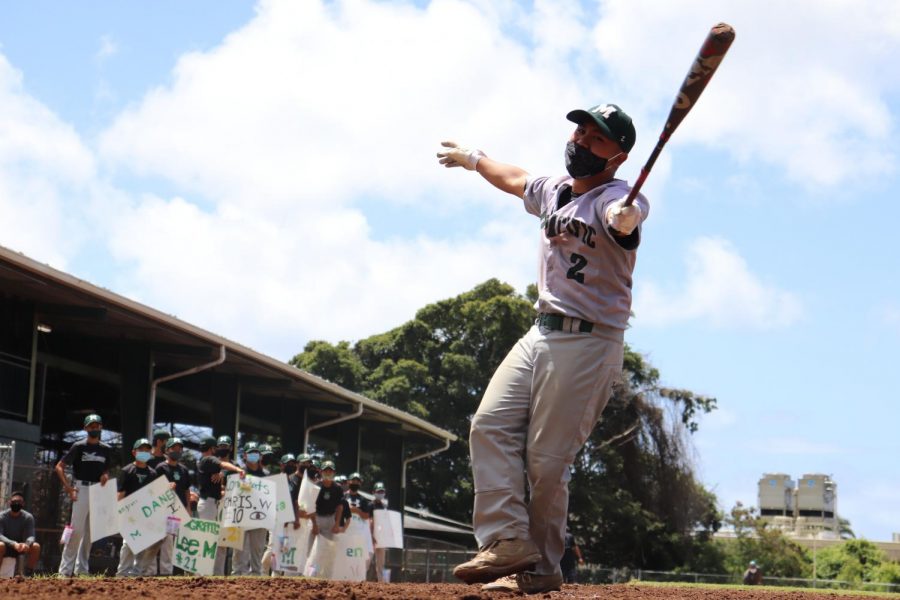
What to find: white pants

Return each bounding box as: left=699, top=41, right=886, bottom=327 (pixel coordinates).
left=58, top=482, right=93, bottom=576
left=374, top=547, right=387, bottom=581
left=470, top=324, right=623, bottom=576
left=117, top=539, right=162, bottom=577
left=158, top=533, right=174, bottom=575
left=196, top=496, right=228, bottom=576
left=231, top=528, right=267, bottom=575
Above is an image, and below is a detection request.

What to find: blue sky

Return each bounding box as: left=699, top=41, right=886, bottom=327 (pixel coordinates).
left=1, top=0, right=898, bottom=542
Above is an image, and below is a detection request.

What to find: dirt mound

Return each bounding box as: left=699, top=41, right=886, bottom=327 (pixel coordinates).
left=0, top=578, right=870, bottom=599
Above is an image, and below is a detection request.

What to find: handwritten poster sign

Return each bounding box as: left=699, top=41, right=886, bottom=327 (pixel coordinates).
left=218, top=526, right=244, bottom=550
left=88, top=482, right=118, bottom=541
left=221, top=474, right=276, bottom=530
left=117, top=477, right=191, bottom=553
left=373, top=510, right=404, bottom=549
left=332, top=534, right=367, bottom=581
left=174, top=518, right=219, bottom=576
left=273, top=519, right=312, bottom=572
left=264, top=473, right=294, bottom=527
left=297, top=472, right=319, bottom=513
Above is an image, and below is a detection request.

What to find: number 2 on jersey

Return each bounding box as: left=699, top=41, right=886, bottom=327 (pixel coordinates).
left=567, top=253, right=587, bottom=283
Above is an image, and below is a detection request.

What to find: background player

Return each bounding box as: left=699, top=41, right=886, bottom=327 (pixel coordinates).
left=437, top=103, right=648, bottom=593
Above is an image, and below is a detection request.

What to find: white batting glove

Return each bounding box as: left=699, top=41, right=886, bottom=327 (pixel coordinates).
left=437, top=141, right=485, bottom=171
left=605, top=198, right=642, bottom=235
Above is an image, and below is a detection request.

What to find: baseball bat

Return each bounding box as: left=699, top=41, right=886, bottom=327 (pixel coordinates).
left=624, top=22, right=735, bottom=206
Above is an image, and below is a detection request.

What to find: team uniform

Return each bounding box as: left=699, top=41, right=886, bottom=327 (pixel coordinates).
left=470, top=175, right=648, bottom=577
left=196, top=454, right=228, bottom=575
left=344, top=491, right=374, bottom=568
left=231, top=463, right=269, bottom=575
left=371, top=491, right=389, bottom=581
left=152, top=459, right=192, bottom=575
left=439, top=103, right=649, bottom=593
left=116, top=463, right=161, bottom=576
left=57, top=439, right=112, bottom=576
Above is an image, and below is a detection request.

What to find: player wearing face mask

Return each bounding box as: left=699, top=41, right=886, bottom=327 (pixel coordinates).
left=116, top=438, right=165, bottom=577
left=55, top=413, right=111, bottom=577
left=0, top=491, right=41, bottom=576
left=149, top=437, right=191, bottom=576
left=370, top=482, right=390, bottom=582
left=196, top=435, right=244, bottom=575
left=231, top=442, right=269, bottom=575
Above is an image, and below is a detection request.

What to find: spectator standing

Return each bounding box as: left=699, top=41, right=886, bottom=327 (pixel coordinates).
left=196, top=435, right=244, bottom=575
left=150, top=437, right=191, bottom=575
left=55, top=413, right=111, bottom=577
left=559, top=529, right=584, bottom=583
left=371, top=482, right=390, bottom=582
left=743, top=560, right=763, bottom=585
left=231, top=441, right=269, bottom=575
left=116, top=438, right=163, bottom=577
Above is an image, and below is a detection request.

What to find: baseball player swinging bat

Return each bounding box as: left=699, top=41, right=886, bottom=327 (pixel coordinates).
left=623, top=22, right=735, bottom=206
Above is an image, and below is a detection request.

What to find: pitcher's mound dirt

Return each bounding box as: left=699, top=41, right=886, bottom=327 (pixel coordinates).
left=0, top=577, right=876, bottom=599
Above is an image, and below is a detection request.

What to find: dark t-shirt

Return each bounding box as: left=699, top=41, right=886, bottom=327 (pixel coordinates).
left=560, top=532, right=577, bottom=571
left=287, top=474, right=301, bottom=520
left=345, top=492, right=372, bottom=517
left=118, top=463, right=158, bottom=497
left=315, top=483, right=344, bottom=516
left=60, top=439, right=112, bottom=482
left=372, top=497, right=388, bottom=511
left=197, top=455, right=223, bottom=499
left=147, top=454, right=166, bottom=470
left=155, top=461, right=192, bottom=508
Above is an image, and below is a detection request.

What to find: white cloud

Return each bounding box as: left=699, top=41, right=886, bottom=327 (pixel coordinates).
left=0, top=55, right=96, bottom=268
left=634, top=237, right=803, bottom=329
left=95, top=35, right=118, bottom=62
left=592, top=0, right=899, bottom=188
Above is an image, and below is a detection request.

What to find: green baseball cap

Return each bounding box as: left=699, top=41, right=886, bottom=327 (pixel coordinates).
left=297, top=453, right=311, bottom=463
left=132, top=437, right=152, bottom=450
left=349, top=472, right=362, bottom=481
left=373, top=482, right=386, bottom=492
left=280, top=453, right=297, bottom=465
left=243, top=441, right=259, bottom=453
left=259, top=443, right=274, bottom=455
left=216, top=435, right=233, bottom=447
left=200, top=436, right=217, bottom=450
left=152, top=428, right=171, bottom=441
left=165, top=437, right=184, bottom=449
left=320, top=460, right=336, bottom=471
left=83, top=414, right=102, bottom=427
left=566, top=103, right=636, bottom=153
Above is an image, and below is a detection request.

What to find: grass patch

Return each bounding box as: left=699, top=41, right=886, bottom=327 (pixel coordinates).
left=630, top=580, right=899, bottom=598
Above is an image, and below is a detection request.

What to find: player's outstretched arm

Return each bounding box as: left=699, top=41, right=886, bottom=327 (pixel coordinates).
left=437, top=141, right=528, bottom=199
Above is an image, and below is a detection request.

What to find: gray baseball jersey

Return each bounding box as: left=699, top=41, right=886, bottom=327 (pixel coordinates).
left=523, top=175, right=649, bottom=329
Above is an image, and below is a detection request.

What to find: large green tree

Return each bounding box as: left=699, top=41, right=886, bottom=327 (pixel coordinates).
left=291, top=279, right=719, bottom=569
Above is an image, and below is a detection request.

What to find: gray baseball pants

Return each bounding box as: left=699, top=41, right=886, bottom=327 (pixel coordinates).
left=57, top=481, right=93, bottom=576
left=470, top=323, right=623, bottom=576
left=231, top=528, right=268, bottom=575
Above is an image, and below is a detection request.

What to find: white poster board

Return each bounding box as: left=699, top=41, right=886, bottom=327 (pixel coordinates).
left=221, top=474, right=276, bottom=530
left=174, top=518, right=219, bottom=576
left=373, top=510, right=404, bottom=549
left=331, top=534, right=367, bottom=581
left=117, top=476, right=191, bottom=554
left=88, top=482, right=119, bottom=541
left=273, top=519, right=312, bottom=572
left=297, top=472, right=319, bottom=514
left=218, top=526, right=245, bottom=550
left=264, top=473, right=295, bottom=527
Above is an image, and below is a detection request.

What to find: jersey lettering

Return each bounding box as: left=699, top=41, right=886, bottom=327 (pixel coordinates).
left=567, top=253, right=587, bottom=284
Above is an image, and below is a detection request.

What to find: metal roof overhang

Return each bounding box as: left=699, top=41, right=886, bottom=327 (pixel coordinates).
left=0, top=244, right=456, bottom=445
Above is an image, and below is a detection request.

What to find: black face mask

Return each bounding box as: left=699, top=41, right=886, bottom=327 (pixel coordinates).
left=215, top=448, right=230, bottom=458
left=283, top=465, right=297, bottom=475
left=167, top=451, right=182, bottom=461
left=10, top=501, right=23, bottom=513
left=261, top=455, right=274, bottom=466
left=87, top=430, right=101, bottom=439
left=565, top=141, right=612, bottom=180
left=190, top=501, right=198, bottom=513
left=349, top=484, right=360, bottom=492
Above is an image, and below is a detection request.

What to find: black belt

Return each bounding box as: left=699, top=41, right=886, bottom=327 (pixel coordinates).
left=536, top=313, right=594, bottom=333
left=76, top=480, right=98, bottom=486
